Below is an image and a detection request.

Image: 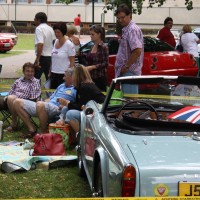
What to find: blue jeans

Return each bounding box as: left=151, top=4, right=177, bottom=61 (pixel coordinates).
left=65, top=109, right=80, bottom=123
left=121, top=71, right=138, bottom=94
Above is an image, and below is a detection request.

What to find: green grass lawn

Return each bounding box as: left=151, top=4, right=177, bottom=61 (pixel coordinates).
left=0, top=114, right=91, bottom=198
left=13, top=34, right=34, bottom=51
left=0, top=34, right=34, bottom=59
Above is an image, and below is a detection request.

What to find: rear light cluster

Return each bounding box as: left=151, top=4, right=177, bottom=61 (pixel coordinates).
left=122, top=164, right=136, bottom=197
left=150, top=57, right=158, bottom=70
left=190, top=55, right=198, bottom=67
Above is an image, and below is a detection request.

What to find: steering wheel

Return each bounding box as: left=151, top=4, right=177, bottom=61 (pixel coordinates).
left=116, top=100, right=159, bottom=120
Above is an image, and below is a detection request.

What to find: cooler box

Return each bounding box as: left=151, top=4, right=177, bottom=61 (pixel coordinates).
left=48, top=123, right=76, bottom=148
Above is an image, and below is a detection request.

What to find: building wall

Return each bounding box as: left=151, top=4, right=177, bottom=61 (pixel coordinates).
left=0, top=1, right=200, bottom=29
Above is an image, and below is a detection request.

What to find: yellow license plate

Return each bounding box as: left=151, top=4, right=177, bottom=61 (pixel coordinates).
left=179, top=182, right=200, bottom=196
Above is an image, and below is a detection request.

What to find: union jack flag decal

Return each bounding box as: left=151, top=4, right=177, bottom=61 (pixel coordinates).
left=167, top=106, right=200, bottom=124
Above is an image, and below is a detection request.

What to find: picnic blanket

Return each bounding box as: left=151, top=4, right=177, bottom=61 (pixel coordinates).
left=0, top=145, right=77, bottom=173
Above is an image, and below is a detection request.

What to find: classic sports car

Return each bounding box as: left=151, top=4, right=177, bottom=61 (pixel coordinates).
left=77, top=75, right=200, bottom=197
left=0, top=33, right=18, bottom=46
left=0, top=35, right=14, bottom=53
left=79, top=37, right=198, bottom=85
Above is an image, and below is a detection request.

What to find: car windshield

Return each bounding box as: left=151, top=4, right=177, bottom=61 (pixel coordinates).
left=144, top=37, right=175, bottom=52
left=104, top=76, right=200, bottom=135
left=80, top=36, right=175, bottom=55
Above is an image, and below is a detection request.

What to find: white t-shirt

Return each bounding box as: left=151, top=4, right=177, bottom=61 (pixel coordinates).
left=51, top=39, right=76, bottom=74
left=35, top=23, right=55, bottom=56
left=181, top=32, right=199, bottom=57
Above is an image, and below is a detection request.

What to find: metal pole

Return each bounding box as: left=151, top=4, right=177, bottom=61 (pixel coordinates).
left=92, top=0, right=94, bottom=25
left=15, top=0, right=16, bottom=27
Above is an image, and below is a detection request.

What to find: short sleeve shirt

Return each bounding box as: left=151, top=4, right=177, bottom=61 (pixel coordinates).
left=51, top=39, right=76, bottom=74
left=49, top=84, right=77, bottom=107
left=181, top=32, right=199, bottom=57
left=9, top=77, right=41, bottom=100
left=115, top=20, right=144, bottom=77
left=35, top=23, right=55, bottom=56
left=157, top=27, right=176, bottom=48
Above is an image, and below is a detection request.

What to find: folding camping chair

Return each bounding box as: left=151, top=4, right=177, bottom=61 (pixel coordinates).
left=0, top=92, right=12, bottom=126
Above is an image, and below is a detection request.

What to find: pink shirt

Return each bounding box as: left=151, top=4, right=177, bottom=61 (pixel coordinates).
left=115, top=20, right=144, bottom=77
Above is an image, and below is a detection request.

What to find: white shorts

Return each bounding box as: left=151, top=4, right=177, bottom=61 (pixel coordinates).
left=75, top=25, right=81, bottom=33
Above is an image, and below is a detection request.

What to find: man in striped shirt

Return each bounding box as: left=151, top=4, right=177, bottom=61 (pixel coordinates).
left=4, top=62, right=41, bottom=132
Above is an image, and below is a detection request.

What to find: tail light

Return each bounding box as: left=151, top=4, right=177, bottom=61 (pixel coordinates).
left=190, top=54, right=197, bottom=67
left=122, top=164, right=136, bottom=197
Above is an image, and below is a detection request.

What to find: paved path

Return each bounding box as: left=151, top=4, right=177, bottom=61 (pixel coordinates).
left=0, top=50, right=35, bottom=78
left=0, top=35, right=91, bottom=79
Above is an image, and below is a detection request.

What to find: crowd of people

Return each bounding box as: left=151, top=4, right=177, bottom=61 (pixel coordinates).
left=1, top=4, right=199, bottom=141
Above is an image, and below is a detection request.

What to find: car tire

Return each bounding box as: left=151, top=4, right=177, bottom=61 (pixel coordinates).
left=93, top=163, right=103, bottom=197
left=77, top=146, right=86, bottom=177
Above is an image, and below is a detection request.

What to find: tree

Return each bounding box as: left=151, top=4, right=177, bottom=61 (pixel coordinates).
left=104, top=0, right=193, bottom=15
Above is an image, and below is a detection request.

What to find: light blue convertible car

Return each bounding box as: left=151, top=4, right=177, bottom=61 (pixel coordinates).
left=77, top=76, right=200, bottom=197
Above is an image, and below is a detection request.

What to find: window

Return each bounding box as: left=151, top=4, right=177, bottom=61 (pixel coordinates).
left=17, top=0, right=28, bottom=3
left=31, top=0, right=44, bottom=3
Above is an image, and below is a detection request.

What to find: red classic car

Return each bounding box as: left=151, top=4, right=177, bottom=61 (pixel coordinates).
left=0, top=33, right=18, bottom=46
left=0, top=35, right=14, bottom=53
left=79, top=36, right=198, bottom=85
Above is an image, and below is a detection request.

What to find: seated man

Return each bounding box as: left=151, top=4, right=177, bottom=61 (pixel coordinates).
left=14, top=68, right=76, bottom=137
left=0, top=62, right=41, bottom=132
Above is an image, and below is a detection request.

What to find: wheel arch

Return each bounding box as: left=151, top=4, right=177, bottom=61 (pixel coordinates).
left=93, top=147, right=109, bottom=197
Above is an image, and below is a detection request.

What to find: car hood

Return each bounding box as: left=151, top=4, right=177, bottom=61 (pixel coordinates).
left=116, top=133, right=200, bottom=196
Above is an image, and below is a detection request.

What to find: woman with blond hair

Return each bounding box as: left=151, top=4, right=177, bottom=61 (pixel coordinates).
left=67, top=24, right=80, bottom=64
left=181, top=24, right=200, bottom=75
left=56, top=64, right=105, bottom=134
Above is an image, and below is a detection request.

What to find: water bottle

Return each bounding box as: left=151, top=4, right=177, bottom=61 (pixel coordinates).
left=0, top=121, right=3, bottom=140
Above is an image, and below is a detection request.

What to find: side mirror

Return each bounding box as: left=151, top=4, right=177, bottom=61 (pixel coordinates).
left=85, top=107, right=94, bottom=116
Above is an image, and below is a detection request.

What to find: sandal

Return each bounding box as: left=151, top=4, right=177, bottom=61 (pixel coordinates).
left=19, top=130, right=37, bottom=139
left=4, top=125, right=18, bottom=132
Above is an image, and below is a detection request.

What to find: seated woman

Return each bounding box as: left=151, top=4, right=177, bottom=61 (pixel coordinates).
left=57, top=64, right=105, bottom=135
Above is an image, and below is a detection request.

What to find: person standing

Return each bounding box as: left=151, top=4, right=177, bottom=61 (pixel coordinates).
left=115, top=4, right=144, bottom=94
left=85, top=25, right=109, bottom=92
left=34, top=12, right=55, bottom=80
left=181, top=24, right=200, bottom=76
left=157, top=17, right=176, bottom=48
left=50, top=22, right=75, bottom=89
left=67, top=24, right=80, bottom=64
left=74, top=14, right=81, bottom=38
